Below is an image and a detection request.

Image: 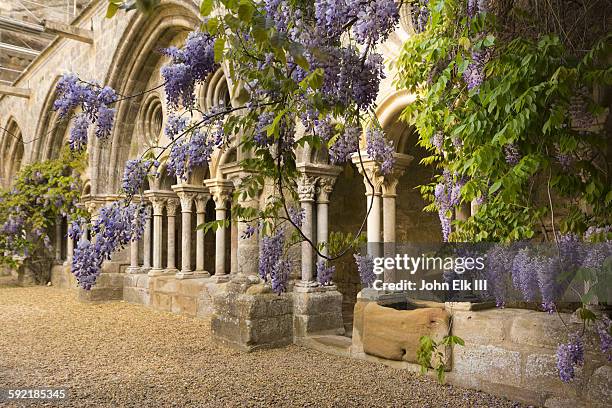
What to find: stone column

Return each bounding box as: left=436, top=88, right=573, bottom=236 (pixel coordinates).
left=364, top=173, right=383, bottom=259
left=316, top=177, right=336, bottom=262
left=230, top=210, right=238, bottom=274
left=126, top=238, right=140, bottom=274
left=382, top=175, right=400, bottom=284
left=176, top=192, right=195, bottom=279
left=55, top=218, right=63, bottom=262
left=233, top=181, right=260, bottom=280
left=211, top=187, right=231, bottom=279
left=65, top=236, right=74, bottom=265
left=148, top=197, right=166, bottom=276
left=142, top=206, right=152, bottom=271
left=165, top=198, right=179, bottom=272
left=297, top=175, right=317, bottom=287
left=194, top=194, right=210, bottom=276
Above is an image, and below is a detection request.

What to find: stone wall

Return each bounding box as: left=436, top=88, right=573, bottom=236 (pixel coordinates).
left=348, top=297, right=611, bottom=408
left=449, top=308, right=611, bottom=408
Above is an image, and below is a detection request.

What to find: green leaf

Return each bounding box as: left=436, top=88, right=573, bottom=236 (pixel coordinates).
left=106, top=2, right=120, bottom=18
left=214, top=37, right=225, bottom=63
left=237, top=2, right=254, bottom=22
left=200, top=0, right=214, bottom=15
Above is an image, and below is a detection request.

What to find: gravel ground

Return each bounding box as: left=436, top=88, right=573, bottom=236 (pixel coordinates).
left=0, top=278, right=523, bottom=408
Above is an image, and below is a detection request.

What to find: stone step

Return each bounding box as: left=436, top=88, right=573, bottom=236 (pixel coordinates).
left=303, top=335, right=353, bottom=358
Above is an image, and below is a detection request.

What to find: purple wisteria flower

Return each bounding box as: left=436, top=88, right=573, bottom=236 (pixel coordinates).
left=411, top=0, right=430, bottom=33
left=596, top=316, right=612, bottom=361
left=161, top=31, right=217, bottom=109
left=165, top=114, right=189, bottom=140
left=241, top=224, right=258, bottom=240
left=71, top=202, right=145, bottom=289
left=511, top=248, right=540, bottom=302
left=122, top=159, right=157, bottom=196
left=69, top=114, right=90, bottom=151
left=484, top=245, right=514, bottom=307
left=54, top=73, right=118, bottom=150
left=329, top=126, right=360, bottom=164
left=316, top=260, right=335, bottom=286
left=434, top=171, right=464, bottom=241
left=353, top=0, right=400, bottom=44
left=556, top=333, right=584, bottom=383
left=287, top=206, right=304, bottom=228
left=504, top=143, right=521, bottom=165
left=259, top=228, right=292, bottom=294
left=365, top=128, right=395, bottom=175
left=432, top=131, right=444, bottom=152
left=463, top=50, right=486, bottom=91
left=354, top=253, right=376, bottom=287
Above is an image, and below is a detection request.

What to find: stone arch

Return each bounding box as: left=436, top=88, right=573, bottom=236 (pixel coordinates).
left=374, top=90, right=442, bottom=243
left=91, top=0, right=201, bottom=195
left=199, top=68, right=231, bottom=111
left=373, top=89, right=418, bottom=154
left=0, top=118, right=25, bottom=188
left=33, top=76, right=70, bottom=161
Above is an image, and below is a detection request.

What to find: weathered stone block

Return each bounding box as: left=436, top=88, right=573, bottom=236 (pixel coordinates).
left=586, top=365, right=612, bottom=406
left=172, top=295, right=197, bottom=317
left=510, top=311, right=577, bottom=349
left=152, top=276, right=177, bottom=293
left=177, top=279, right=207, bottom=297
left=123, top=287, right=149, bottom=305
left=361, top=303, right=449, bottom=364
left=151, top=292, right=172, bottom=311
left=452, top=309, right=507, bottom=344
left=77, top=287, right=123, bottom=302
left=453, top=344, right=521, bottom=387
left=294, top=312, right=344, bottom=338
left=524, top=353, right=579, bottom=398
left=248, top=316, right=293, bottom=345
left=95, top=272, right=125, bottom=288
left=293, top=290, right=342, bottom=315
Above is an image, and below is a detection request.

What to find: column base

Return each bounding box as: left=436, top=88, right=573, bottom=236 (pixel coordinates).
left=208, top=274, right=230, bottom=283
left=125, top=266, right=142, bottom=274
left=231, top=273, right=260, bottom=285
left=294, top=280, right=320, bottom=292
left=176, top=270, right=209, bottom=280
left=148, top=269, right=174, bottom=277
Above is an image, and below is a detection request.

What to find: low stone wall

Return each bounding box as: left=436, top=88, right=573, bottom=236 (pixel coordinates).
left=448, top=308, right=611, bottom=408
left=348, top=296, right=611, bottom=408
left=123, top=273, right=221, bottom=319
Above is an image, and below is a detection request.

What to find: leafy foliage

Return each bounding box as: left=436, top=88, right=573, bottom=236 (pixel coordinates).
left=416, top=333, right=464, bottom=383
left=396, top=0, right=611, bottom=243
left=0, top=149, right=87, bottom=271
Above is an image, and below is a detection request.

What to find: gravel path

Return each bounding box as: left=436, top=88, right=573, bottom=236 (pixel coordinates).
left=0, top=278, right=523, bottom=407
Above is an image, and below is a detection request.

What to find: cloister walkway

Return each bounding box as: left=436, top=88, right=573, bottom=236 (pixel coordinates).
left=0, top=278, right=522, bottom=407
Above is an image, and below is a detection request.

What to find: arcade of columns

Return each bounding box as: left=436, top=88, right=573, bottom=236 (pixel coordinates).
left=56, top=151, right=413, bottom=288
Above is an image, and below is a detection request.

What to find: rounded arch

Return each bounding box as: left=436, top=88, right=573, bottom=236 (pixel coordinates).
left=0, top=118, right=25, bottom=188
left=92, top=0, right=201, bottom=195
left=373, top=90, right=419, bottom=155
left=199, top=68, right=231, bottom=111
left=33, top=76, right=71, bottom=162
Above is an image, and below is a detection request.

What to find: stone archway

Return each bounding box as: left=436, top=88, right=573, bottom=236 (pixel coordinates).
left=32, top=76, right=70, bottom=162
left=91, top=0, right=201, bottom=195
left=0, top=118, right=25, bottom=188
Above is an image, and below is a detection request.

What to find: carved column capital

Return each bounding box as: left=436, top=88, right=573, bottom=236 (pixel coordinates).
left=209, top=188, right=230, bottom=210
left=316, top=176, right=337, bottom=204
left=195, top=193, right=210, bottom=213
left=149, top=197, right=166, bottom=216
left=297, top=174, right=316, bottom=202
left=176, top=192, right=195, bottom=213
left=165, top=198, right=180, bottom=216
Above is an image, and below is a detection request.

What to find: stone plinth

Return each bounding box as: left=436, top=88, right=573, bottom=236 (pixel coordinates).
left=293, top=287, right=345, bottom=340
left=211, top=282, right=293, bottom=351
left=77, top=262, right=125, bottom=302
